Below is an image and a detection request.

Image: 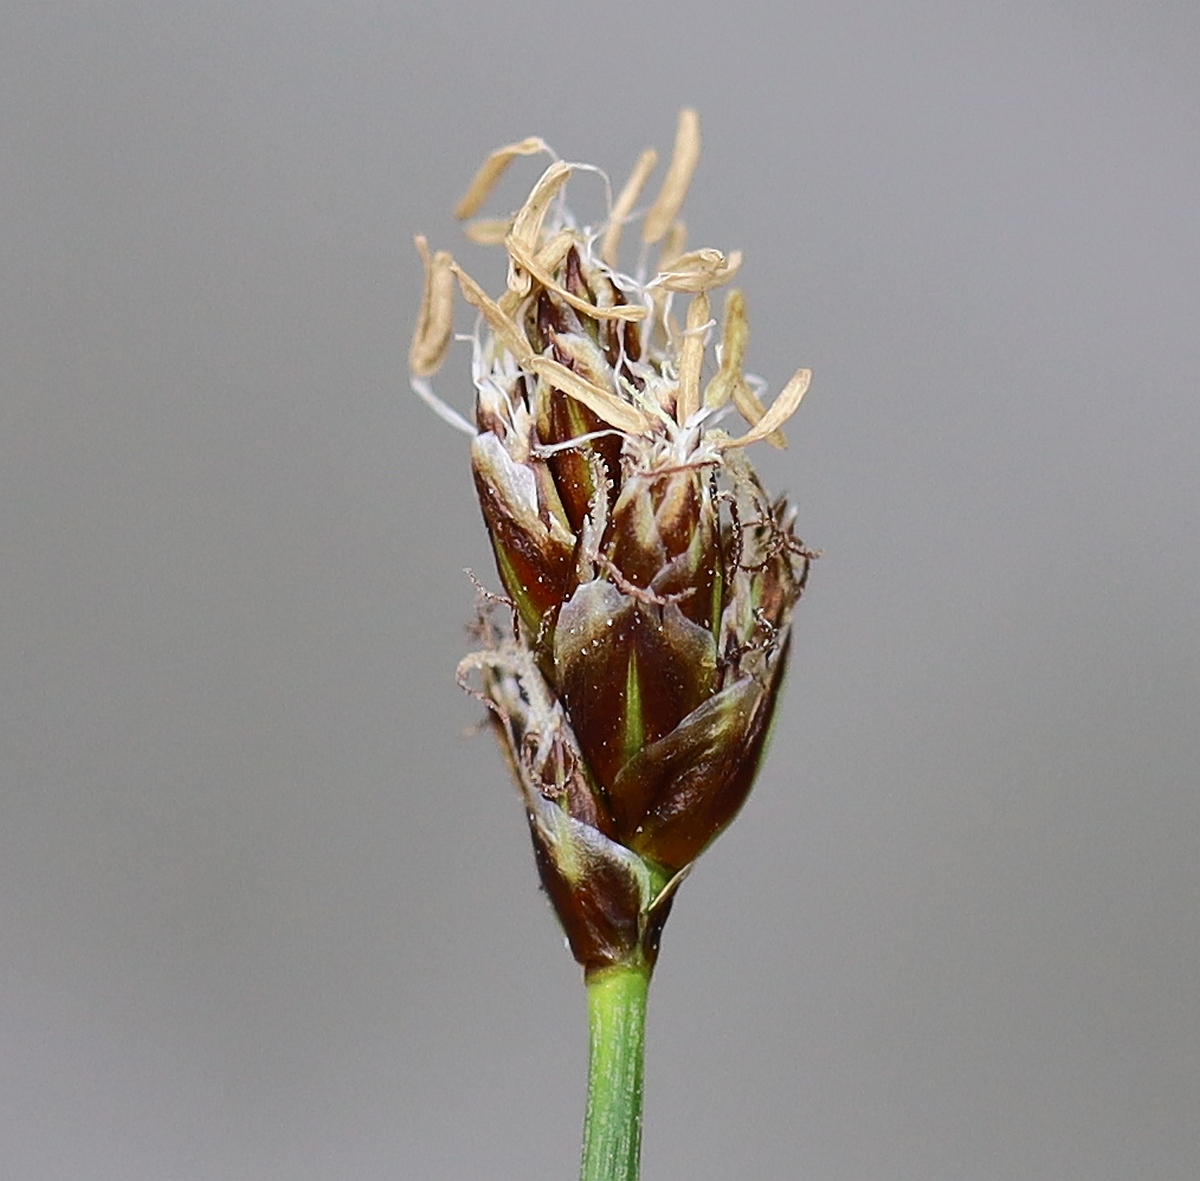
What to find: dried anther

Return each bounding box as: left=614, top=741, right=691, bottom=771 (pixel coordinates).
left=413, top=110, right=813, bottom=978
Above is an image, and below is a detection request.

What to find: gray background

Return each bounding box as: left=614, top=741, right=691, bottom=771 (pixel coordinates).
left=3, top=3, right=1197, bottom=1179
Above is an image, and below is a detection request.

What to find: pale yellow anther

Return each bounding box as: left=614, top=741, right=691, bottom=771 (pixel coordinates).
left=454, top=137, right=550, bottom=220
left=510, top=161, right=572, bottom=256
left=732, top=379, right=785, bottom=448
left=550, top=331, right=616, bottom=393
left=463, top=218, right=512, bottom=245
left=496, top=230, right=575, bottom=317
left=527, top=357, right=652, bottom=435
left=719, top=368, right=811, bottom=450
left=506, top=160, right=573, bottom=299
left=600, top=148, right=658, bottom=267
left=450, top=262, right=533, bottom=364
left=409, top=236, right=456, bottom=377
left=505, top=234, right=646, bottom=322
left=703, top=289, right=787, bottom=444
left=704, top=289, right=750, bottom=410
left=656, top=248, right=743, bottom=293
left=643, top=109, right=701, bottom=245
left=675, top=292, right=710, bottom=425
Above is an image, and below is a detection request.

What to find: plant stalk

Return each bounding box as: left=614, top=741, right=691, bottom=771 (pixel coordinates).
left=580, top=963, right=652, bottom=1181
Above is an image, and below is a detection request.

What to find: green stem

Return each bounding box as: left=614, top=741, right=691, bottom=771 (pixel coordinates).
left=580, top=963, right=652, bottom=1181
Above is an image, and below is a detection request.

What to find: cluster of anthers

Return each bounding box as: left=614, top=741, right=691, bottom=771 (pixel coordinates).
left=409, top=107, right=810, bottom=465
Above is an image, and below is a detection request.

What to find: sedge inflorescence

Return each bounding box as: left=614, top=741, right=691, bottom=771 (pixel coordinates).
left=411, top=110, right=814, bottom=977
